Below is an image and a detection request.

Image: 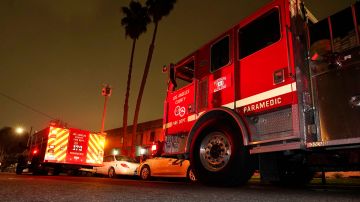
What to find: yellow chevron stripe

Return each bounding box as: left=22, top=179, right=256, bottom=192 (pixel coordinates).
left=88, top=139, right=101, bottom=154
left=86, top=134, right=105, bottom=164
left=53, top=132, right=69, bottom=146
left=54, top=146, right=67, bottom=157
left=88, top=139, right=100, bottom=161
left=53, top=129, right=69, bottom=162
left=90, top=135, right=104, bottom=154
left=57, top=152, right=66, bottom=162
left=86, top=151, right=98, bottom=162
left=89, top=134, right=102, bottom=151
left=45, top=127, right=70, bottom=162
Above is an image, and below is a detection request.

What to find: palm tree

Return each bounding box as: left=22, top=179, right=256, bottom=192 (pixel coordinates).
left=121, top=1, right=150, bottom=154
left=131, top=0, right=176, bottom=156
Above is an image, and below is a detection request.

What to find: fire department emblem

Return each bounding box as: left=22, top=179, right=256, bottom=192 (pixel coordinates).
left=174, top=106, right=186, bottom=117
left=214, top=77, right=227, bottom=92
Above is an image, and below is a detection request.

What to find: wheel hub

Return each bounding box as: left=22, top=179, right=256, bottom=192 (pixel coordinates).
left=209, top=144, right=222, bottom=158
left=200, top=131, right=231, bottom=171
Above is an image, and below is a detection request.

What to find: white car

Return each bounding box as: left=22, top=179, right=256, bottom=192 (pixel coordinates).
left=137, top=157, right=196, bottom=182
left=94, top=155, right=139, bottom=178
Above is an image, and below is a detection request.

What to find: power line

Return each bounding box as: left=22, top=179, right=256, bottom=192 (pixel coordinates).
left=0, top=91, right=57, bottom=120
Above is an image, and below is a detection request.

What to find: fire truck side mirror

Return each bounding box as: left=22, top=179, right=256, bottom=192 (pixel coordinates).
left=169, top=63, right=177, bottom=91
left=162, top=65, right=168, bottom=73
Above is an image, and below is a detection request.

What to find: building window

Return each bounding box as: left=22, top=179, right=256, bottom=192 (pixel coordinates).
left=238, top=8, right=280, bottom=59
left=211, top=36, right=230, bottom=72
left=150, top=131, right=155, bottom=142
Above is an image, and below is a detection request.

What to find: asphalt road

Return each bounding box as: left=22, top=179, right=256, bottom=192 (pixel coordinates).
left=0, top=172, right=359, bottom=202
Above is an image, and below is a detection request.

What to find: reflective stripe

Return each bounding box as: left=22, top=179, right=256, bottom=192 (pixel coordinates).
left=235, top=82, right=296, bottom=107
left=188, top=114, right=196, bottom=122
left=86, top=133, right=105, bottom=164
left=165, top=82, right=297, bottom=129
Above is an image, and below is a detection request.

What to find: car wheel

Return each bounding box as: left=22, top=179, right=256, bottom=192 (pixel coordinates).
left=108, top=167, right=116, bottom=178
left=15, top=167, right=23, bottom=175
left=187, top=168, right=197, bottom=182
left=140, top=165, right=151, bottom=180
left=191, top=119, right=254, bottom=186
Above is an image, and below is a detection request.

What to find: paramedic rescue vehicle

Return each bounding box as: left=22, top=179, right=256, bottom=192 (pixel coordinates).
left=162, top=0, right=360, bottom=186
left=16, top=124, right=105, bottom=175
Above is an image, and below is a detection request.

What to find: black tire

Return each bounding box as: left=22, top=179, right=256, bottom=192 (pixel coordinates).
left=49, top=165, right=61, bottom=176
left=186, top=167, right=197, bottom=182
left=30, top=156, right=41, bottom=175
left=16, top=155, right=26, bottom=175
left=108, top=167, right=116, bottom=178
left=53, top=168, right=61, bottom=176
left=191, top=119, right=254, bottom=186
left=15, top=167, right=23, bottom=175
left=140, top=165, right=151, bottom=180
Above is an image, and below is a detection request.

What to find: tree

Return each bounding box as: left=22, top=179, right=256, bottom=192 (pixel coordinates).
left=121, top=1, right=150, bottom=154
left=131, top=0, right=176, bottom=156
left=0, top=127, right=28, bottom=171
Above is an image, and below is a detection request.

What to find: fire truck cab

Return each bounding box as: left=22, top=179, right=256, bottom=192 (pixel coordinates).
left=162, top=0, right=360, bottom=186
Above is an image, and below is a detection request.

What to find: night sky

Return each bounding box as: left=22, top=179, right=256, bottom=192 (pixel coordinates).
left=0, top=0, right=354, bottom=133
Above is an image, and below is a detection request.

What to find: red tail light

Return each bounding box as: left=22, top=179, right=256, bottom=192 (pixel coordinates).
left=311, top=52, right=319, bottom=61
left=120, top=163, right=129, bottom=168
left=33, top=149, right=38, bottom=155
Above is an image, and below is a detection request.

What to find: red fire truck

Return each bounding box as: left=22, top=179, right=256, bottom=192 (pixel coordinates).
left=162, top=0, right=360, bottom=186
left=16, top=123, right=105, bottom=175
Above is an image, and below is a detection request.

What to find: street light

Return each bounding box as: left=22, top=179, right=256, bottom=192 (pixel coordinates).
left=112, top=149, right=119, bottom=155
left=100, top=84, right=112, bottom=134
left=15, top=127, right=24, bottom=135
left=15, top=126, right=33, bottom=147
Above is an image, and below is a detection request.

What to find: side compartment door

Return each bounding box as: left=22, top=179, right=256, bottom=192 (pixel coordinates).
left=209, top=34, right=235, bottom=109
left=237, top=6, right=294, bottom=115
left=236, top=3, right=296, bottom=142
left=163, top=58, right=196, bottom=154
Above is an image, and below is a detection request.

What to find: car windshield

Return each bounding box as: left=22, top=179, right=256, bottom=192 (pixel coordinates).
left=115, top=155, right=137, bottom=163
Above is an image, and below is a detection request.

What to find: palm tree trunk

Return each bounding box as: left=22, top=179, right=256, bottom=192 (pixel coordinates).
left=131, top=22, right=158, bottom=156
left=123, top=38, right=137, bottom=154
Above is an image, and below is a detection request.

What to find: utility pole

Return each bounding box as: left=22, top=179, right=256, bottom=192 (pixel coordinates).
left=26, top=126, right=33, bottom=148
left=101, top=84, right=112, bottom=133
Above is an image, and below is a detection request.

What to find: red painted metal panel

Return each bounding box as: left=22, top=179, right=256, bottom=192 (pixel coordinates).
left=166, top=84, right=195, bottom=135
left=66, top=128, right=90, bottom=165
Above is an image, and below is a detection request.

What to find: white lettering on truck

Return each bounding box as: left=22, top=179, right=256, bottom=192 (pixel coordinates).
left=243, top=97, right=282, bottom=113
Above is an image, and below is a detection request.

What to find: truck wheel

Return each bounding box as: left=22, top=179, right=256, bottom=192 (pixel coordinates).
left=15, top=167, right=23, bottom=175
left=53, top=166, right=61, bottom=176
left=191, top=119, right=254, bottom=186
left=108, top=167, right=116, bottom=178
left=140, top=165, right=151, bottom=180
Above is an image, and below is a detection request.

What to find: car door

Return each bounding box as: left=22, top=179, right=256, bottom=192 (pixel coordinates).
left=166, top=158, right=187, bottom=177
left=95, top=156, right=106, bottom=174
left=98, top=155, right=112, bottom=175
left=150, top=157, right=170, bottom=176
